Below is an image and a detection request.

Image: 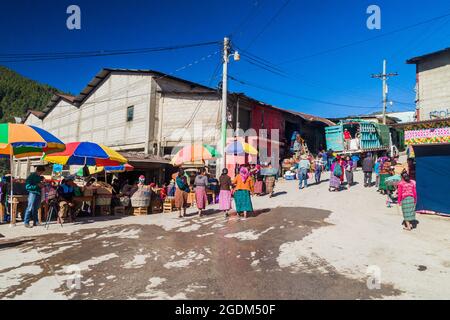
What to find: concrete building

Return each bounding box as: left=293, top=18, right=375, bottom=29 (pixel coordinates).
left=20, top=68, right=333, bottom=181
left=407, top=47, right=450, bottom=120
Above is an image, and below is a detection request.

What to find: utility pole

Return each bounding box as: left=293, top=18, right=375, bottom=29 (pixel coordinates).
left=371, top=59, right=398, bottom=124
left=236, top=95, right=240, bottom=133
left=219, top=37, right=230, bottom=175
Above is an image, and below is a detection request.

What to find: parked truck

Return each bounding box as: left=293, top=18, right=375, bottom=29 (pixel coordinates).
left=325, top=119, right=392, bottom=156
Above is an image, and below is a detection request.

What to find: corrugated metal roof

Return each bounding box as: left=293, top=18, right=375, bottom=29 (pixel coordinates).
left=406, top=47, right=450, bottom=64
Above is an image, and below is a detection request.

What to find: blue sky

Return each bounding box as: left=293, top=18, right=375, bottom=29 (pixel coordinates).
left=1, top=0, right=449, bottom=117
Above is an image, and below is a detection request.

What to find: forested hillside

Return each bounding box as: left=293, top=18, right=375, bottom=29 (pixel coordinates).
left=0, top=66, right=62, bottom=123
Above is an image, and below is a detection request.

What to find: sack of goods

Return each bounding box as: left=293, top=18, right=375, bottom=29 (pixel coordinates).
left=284, top=170, right=296, bottom=180
left=94, top=182, right=113, bottom=195
left=96, top=195, right=112, bottom=206
left=131, top=186, right=151, bottom=207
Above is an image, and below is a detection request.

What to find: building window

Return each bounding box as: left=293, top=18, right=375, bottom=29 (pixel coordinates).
left=126, top=106, right=134, bottom=122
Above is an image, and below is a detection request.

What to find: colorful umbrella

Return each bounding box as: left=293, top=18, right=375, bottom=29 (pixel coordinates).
left=0, top=123, right=65, bottom=158
left=225, top=140, right=258, bottom=155
left=170, top=144, right=220, bottom=166
left=0, top=123, right=65, bottom=226
left=44, top=142, right=127, bottom=166
left=76, top=166, right=104, bottom=176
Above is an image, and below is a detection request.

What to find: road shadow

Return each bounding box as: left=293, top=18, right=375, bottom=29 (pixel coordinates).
left=270, top=191, right=287, bottom=197
left=0, top=238, right=35, bottom=250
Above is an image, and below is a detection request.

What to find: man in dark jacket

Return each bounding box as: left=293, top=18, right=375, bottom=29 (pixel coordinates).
left=362, top=153, right=374, bottom=187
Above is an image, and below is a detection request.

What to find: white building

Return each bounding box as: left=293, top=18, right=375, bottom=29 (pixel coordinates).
left=22, top=69, right=225, bottom=182
left=407, top=47, right=450, bottom=120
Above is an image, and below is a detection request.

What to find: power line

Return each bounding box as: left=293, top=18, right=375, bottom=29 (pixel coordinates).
left=245, top=0, right=292, bottom=50
left=277, top=11, right=450, bottom=66
left=230, top=0, right=265, bottom=37
left=228, top=75, right=380, bottom=110
left=0, top=41, right=221, bottom=63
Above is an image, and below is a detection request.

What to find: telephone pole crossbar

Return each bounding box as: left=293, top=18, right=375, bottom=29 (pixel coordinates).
left=371, top=59, right=398, bottom=124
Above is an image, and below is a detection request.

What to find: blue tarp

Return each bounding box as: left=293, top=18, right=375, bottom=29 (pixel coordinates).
left=414, top=144, right=450, bottom=215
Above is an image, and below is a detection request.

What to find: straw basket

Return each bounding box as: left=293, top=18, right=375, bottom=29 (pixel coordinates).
left=131, top=197, right=150, bottom=208
left=131, top=187, right=151, bottom=207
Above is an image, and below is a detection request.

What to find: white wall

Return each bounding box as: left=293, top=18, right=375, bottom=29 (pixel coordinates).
left=417, top=52, right=450, bottom=120
left=78, top=73, right=151, bottom=149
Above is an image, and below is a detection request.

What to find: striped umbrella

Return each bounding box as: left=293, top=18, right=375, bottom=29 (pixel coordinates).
left=0, top=123, right=65, bottom=226
left=44, top=142, right=127, bottom=166
left=0, top=123, right=65, bottom=158
left=171, top=144, right=220, bottom=166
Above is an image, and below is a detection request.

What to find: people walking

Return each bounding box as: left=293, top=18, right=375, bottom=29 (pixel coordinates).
left=297, top=154, right=310, bottom=189
left=329, top=158, right=342, bottom=192
left=344, top=156, right=354, bottom=188
left=322, top=151, right=328, bottom=172
left=218, top=168, right=232, bottom=218
left=174, top=168, right=190, bottom=218
left=194, top=168, right=208, bottom=217
left=232, top=167, right=254, bottom=219
left=314, top=154, right=324, bottom=184
left=252, top=165, right=264, bottom=196
left=397, top=172, right=417, bottom=231
left=24, top=166, right=46, bottom=228
left=362, top=152, right=374, bottom=187
left=379, top=157, right=394, bottom=195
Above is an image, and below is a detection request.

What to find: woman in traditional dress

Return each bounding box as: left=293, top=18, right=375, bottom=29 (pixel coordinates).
left=174, top=168, right=190, bottom=218
left=397, top=172, right=417, bottom=231
left=194, top=168, right=209, bottom=217
left=329, top=158, right=342, bottom=192
left=337, top=156, right=345, bottom=183
left=232, top=167, right=254, bottom=219
left=252, top=165, right=264, bottom=196
left=219, top=168, right=232, bottom=218
left=344, top=156, right=354, bottom=188
left=379, top=157, right=394, bottom=195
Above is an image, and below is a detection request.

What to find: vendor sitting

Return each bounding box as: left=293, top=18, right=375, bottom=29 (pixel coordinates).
left=57, top=177, right=76, bottom=223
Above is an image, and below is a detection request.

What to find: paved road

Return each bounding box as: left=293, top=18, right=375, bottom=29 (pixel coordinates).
left=0, top=171, right=448, bottom=299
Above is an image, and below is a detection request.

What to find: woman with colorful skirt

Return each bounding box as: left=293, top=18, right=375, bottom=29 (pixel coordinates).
left=174, top=168, right=190, bottom=218
left=219, top=168, right=232, bottom=218
left=379, top=159, right=394, bottom=195
left=329, top=158, right=342, bottom=192
left=193, top=168, right=209, bottom=217
left=232, top=167, right=254, bottom=219
left=397, top=172, right=417, bottom=231
left=253, top=165, right=264, bottom=195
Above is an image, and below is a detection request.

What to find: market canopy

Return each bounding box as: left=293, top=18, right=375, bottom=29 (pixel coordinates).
left=44, top=142, right=127, bottom=166
left=0, top=123, right=65, bottom=158
left=171, top=144, right=220, bottom=166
